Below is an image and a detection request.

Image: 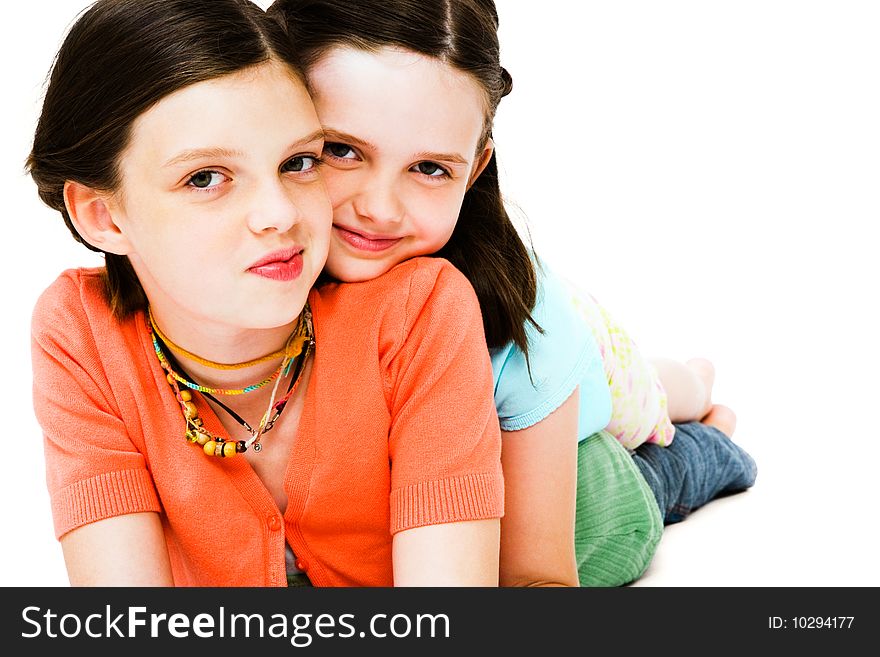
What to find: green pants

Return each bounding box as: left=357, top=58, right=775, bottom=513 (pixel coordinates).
left=575, top=431, right=663, bottom=587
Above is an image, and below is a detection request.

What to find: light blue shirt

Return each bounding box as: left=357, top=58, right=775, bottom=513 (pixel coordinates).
left=489, top=263, right=611, bottom=441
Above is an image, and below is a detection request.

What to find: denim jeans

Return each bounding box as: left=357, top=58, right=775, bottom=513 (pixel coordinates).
left=632, top=422, right=757, bottom=524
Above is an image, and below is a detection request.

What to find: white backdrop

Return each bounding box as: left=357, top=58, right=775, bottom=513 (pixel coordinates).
left=2, top=1, right=878, bottom=587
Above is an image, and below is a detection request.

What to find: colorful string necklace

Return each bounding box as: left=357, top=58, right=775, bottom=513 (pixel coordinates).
left=147, top=305, right=314, bottom=458
left=148, top=307, right=302, bottom=370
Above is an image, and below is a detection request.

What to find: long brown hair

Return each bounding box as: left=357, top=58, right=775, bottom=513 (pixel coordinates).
left=27, top=0, right=305, bottom=318
left=269, top=0, right=540, bottom=355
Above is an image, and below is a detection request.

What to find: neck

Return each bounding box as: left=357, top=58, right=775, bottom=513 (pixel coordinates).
left=174, top=352, right=286, bottom=393
left=147, top=307, right=303, bottom=391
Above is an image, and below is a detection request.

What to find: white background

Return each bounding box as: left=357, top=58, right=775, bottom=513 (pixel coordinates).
left=2, top=1, right=878, bottom=587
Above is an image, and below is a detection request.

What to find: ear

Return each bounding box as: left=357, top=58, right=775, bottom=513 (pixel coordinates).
left=467, top=137, right=495, bottom=190
left=63, top=181, right=133, bottom=255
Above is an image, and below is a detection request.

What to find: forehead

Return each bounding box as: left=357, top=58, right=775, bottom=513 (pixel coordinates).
left=307, top=47, right=487, bottom=152
left=123, top=62, right=318, bottom=163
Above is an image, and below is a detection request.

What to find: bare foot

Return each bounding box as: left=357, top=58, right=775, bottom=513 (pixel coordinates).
left=684, top=357, right=715, bottom=418
left=702, top=403, right=737, bottom=437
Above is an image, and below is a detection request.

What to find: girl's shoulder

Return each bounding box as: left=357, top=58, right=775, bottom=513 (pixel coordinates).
left=490, top=258, right=594, bottom=380
left=490, top=258, right=610, bottom=434
left=313, top=256, right=478, bottom=322
left=31, top=267, right=131, bottom=357
left=533, top=262, right=575, bottom=316
left=32, top=267, right=110, bottom=327
left=310, top=257, right=483, bottom=361
left=321, top=255, right=470, bottom=294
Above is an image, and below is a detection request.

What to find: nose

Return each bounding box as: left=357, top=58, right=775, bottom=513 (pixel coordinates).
left=351, top=176, right=405, bottom=227
left=246, top=178, right=300, bottom=234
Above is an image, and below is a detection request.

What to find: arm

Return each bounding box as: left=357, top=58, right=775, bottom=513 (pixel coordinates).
left=488, top=264, right=607, bottom=587
left=32, top=273, right=165, bottom=585
left=383, top=259, right=505, bottom=586
left=61, top=512, right=174, bottom=586
left=393, top=519, right=500, bottom=586
left=499, top=388, right=580, bottom=587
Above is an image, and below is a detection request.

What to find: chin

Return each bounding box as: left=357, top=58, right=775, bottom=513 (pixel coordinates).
left=258, top=285, right=312, bottom=323
left=253, top=305, right=309, bottom=330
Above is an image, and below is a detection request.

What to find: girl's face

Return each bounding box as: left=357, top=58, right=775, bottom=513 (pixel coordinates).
left=308, top=47, right=492, bottom=283
left=107, top=61, right=330, bottom=334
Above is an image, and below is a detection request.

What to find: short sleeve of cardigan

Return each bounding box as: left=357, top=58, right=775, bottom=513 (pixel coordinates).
left=31, top=271, right=161, bottom=539
left=384, top=259, right=504, bottom=533
left=489, top=263, right=612, bottom=440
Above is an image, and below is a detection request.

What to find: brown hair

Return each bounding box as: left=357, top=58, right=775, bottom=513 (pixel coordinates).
left=269, top=0, right=540, bottom=355
left=27, top=0, right=305, bottom=317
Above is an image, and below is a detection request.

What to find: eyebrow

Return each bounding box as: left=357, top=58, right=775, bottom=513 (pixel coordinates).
left=323, top=128, right=469, bottom=167
left=412, top=150, right=469, bottom=166
left=322, top=128, right=377, bottom=153
left=163, top=147, right=242, bottom=169
left=162, top=130, right=326, bottom=168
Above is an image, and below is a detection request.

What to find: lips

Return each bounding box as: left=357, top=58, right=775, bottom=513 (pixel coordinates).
left=247, top=247, right=304, bottom=282
left=334, top=225, right=402, bottom=253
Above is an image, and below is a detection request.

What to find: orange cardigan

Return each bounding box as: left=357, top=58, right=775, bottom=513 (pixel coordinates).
left=31, top=257, right=503, bottom=586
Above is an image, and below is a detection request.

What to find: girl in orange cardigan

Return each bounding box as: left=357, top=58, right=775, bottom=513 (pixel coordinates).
left=27, top=0, right=504, bottom=587
left=269, top=0, right=758, bottom=588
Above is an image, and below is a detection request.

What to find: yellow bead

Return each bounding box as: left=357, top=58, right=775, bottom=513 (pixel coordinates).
left=166, top=373, right=175, bottom=385
left=203, top=441, right=216, bottom=456
left=222, top=442, right=237, bottom=458
left=179, top=389, right=192, bottom=402
left=196, top=431, right=211, bottom=446
left=183, top=401, right=199, bottom=419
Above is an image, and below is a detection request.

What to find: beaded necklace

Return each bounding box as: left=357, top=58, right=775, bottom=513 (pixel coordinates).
left=147, top=305, right=314, bottom=458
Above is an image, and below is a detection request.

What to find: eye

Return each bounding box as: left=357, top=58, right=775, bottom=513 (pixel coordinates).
left=323, top=143, right=358, bottom=160
left=186, top=170, right=227, bottom=189
left=282, top=155, right=320, bottom=173
left=412, top=161, right=449, bottom=178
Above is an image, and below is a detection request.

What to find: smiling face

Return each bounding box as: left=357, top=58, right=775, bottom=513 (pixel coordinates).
left=106, top=61, right=330, bottom=340
left=307, top=46, right=492, bottom=282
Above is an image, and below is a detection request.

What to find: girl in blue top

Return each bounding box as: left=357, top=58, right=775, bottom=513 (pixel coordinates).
left=269, top=0, right=757, bottom=586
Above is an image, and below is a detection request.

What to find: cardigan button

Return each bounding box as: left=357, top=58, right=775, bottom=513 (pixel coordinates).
left=295, top=559, right=307, bottom=571
left=267, top=515, right=282, bottom=531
